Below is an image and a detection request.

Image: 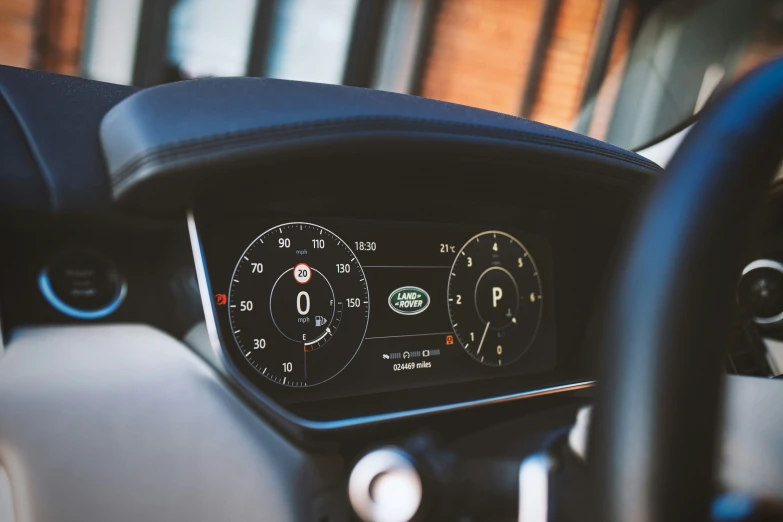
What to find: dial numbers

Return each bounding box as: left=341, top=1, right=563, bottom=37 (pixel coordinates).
left=228, top=223, right=369, bottom=387
left=447, top=231, right=543, bottom=367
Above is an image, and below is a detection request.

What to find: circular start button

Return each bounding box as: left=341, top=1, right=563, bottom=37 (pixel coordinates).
left=39, top=250, right=126, bottom=319
left=738, top=259, right=783, bottom=324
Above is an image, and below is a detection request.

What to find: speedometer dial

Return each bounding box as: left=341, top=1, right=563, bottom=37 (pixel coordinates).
left=228, top=223, right=369, bottom=387
left=447, top=231, right=543, bottom=367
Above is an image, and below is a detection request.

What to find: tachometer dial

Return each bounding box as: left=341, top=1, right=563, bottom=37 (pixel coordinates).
left=447, top=231, right=543, bottom=366
left=229, top=223, right=369, bottom=387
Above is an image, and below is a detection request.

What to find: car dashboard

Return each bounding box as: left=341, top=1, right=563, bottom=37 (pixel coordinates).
left=0, top=164, right=651, bottom=435
left=0, top=66, right=660, bottom=439
left=195, top=210, right=563, bottom=417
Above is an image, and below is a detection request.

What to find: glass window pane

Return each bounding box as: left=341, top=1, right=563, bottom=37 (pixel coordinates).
left=372, top=0, right=428, bottom=94
left=605, top=0, right=783, bottom=149
left=265, top=0, right=359, bottom=84
left=167, top=0, right=258, bottom=79
left=82, top=0, right=144, bottom=85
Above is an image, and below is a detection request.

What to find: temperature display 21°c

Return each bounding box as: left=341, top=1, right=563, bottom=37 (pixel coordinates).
left=228, top=223, right=369, bottom=387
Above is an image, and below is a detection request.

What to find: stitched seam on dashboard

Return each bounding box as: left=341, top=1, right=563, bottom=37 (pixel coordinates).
left=111, top=117, right=661, bottom=190
left=113, top=117, right=659, bottom=183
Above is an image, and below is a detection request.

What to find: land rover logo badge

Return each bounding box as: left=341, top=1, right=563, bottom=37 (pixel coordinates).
left=388, top=286, right=430, bottom=315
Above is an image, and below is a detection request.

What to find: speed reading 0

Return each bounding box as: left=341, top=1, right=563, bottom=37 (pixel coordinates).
left=228, top=223, right=369, bottom=387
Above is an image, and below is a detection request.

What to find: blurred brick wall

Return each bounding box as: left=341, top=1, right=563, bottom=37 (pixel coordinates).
left=0, top=0, right=88, bottom=75
left=420, top=0, right=545, bottom=114
left=421, top=0, right=636, bottom=139
left=527, top=0, right=604, bottom=129
left=0, top=0, right=637, bottom=139
left=37, top=0, right=89, bottom=75
left=0, top=0, right=40, bottom=68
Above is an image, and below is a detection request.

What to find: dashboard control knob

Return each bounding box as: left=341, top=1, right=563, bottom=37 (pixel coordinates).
left=349, top=447, right=423, bottom=522
left=38, top=249, right=126, bottom=320
left=738, top=259, right=783, bottom=325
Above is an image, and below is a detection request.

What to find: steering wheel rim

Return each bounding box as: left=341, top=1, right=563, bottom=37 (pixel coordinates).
left=592, top=57, right=783, bottom=522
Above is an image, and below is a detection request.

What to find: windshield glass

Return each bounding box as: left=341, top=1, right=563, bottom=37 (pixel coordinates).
left=603, top=0, right=783, bottom=149
left=4, top=0, right=782, bottom=150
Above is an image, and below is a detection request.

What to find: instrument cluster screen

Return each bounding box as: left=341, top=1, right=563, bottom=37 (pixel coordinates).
left=199, top=218, right=557, bottom=403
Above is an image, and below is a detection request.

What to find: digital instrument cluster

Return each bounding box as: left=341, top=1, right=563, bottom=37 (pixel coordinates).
left=200, top=218, right=557, bottom=402
left=228, top=223, right=370, bottom=386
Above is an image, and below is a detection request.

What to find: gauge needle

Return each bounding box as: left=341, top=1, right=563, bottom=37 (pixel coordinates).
left=476, top=321, right=491, bottom=354
left=305, top=327, right=331, bottom=346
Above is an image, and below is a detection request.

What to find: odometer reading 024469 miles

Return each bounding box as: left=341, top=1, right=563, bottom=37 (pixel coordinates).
left=228, top=223, right=369, bottom=387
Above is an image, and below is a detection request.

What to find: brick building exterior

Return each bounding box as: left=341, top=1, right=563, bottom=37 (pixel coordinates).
left=1, top=0, right=780, bottom=144
left=0, top=0, right=630, bottom=140
left=420, top=0, right=637, bottom=135
left=0, top=0, right=88, bottom=74
left=0, top=0, right=39, bottom=69
left=420, top=0, right=545, bottom=115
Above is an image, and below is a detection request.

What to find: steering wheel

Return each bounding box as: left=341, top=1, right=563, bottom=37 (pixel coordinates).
left=592, top=56, right=783, bottom=522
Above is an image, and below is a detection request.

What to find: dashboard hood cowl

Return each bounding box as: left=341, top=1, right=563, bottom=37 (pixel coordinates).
left=99, top=77, right=661, bottom=212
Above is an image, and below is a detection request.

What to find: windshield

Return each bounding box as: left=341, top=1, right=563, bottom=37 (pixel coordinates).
left=4, top=0, right=782, bottom=150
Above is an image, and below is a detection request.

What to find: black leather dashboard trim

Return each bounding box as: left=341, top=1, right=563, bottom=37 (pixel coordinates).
left=0, top=83, right=60, bottom=210
left=100, top=76, right=661, bottom=210
left=0, top=66, right=136, bottom=211
left=0, top=89, right=51, bottom=209
left=111, top=116, right=658, bottom=192
left=113, top=117, right=650, bottom=187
